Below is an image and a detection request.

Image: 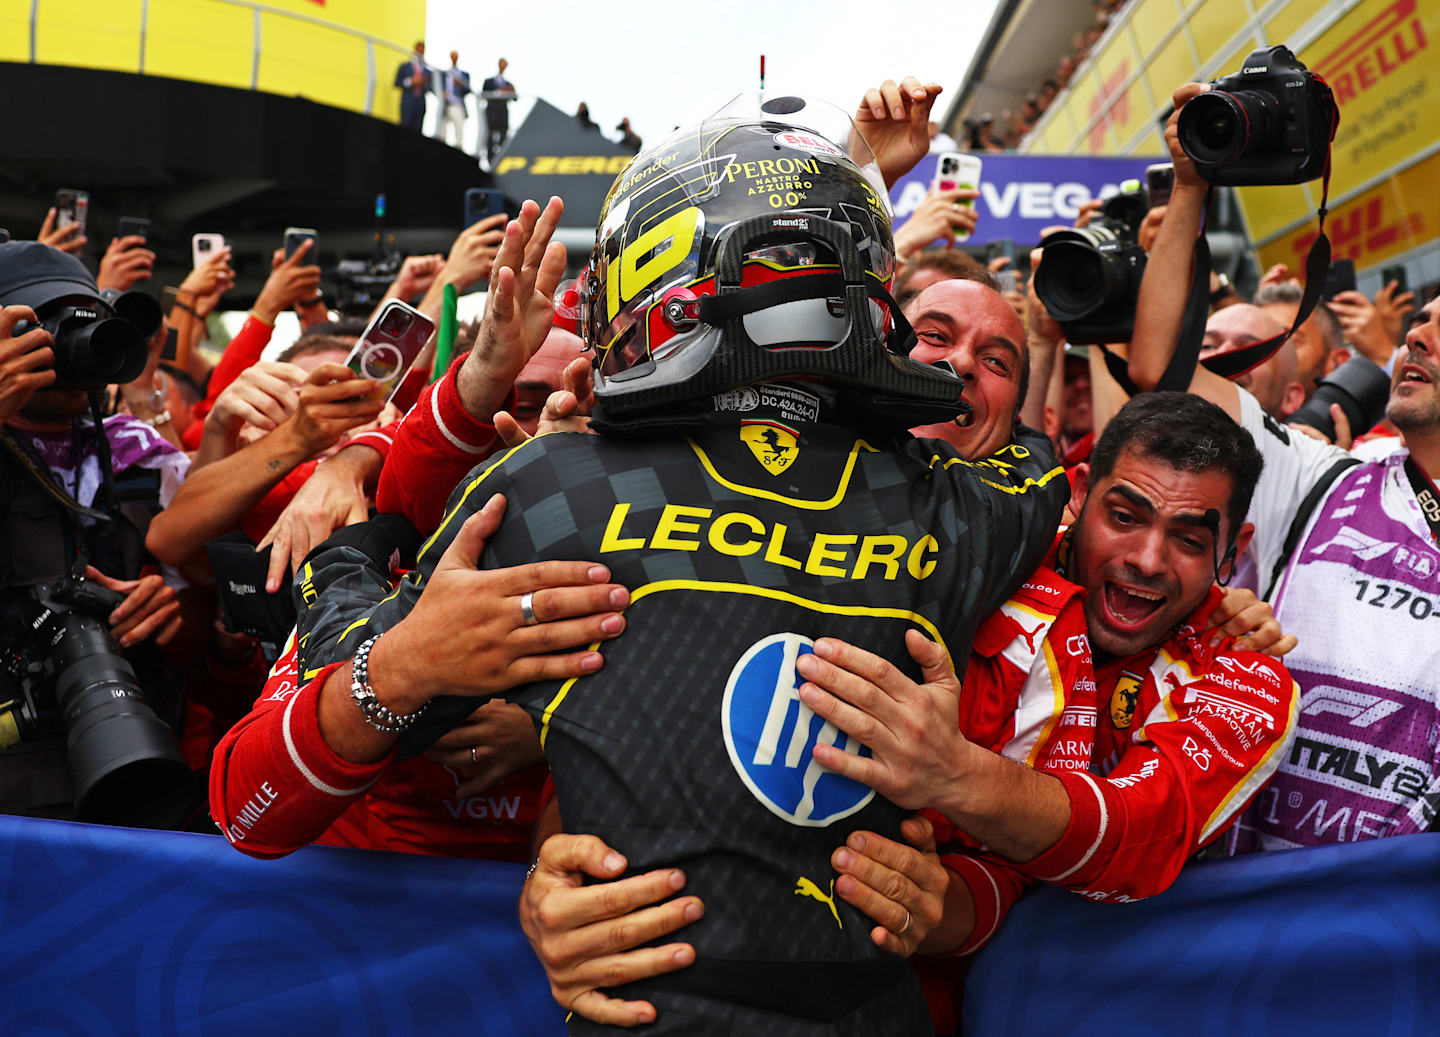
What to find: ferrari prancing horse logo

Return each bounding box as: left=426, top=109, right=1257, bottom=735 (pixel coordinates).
left=741, top=421, right=798, bottom=475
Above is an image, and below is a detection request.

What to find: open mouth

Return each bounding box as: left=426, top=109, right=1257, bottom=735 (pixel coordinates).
left=1102, top=582, right=1166, bottom=630
left=953, top=410, right=975, bottom=428
left=1398, top=363, right=1433, bottom=388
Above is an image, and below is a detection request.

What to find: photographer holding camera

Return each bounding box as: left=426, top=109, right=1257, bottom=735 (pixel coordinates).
left=1130, top=58, right=1440, bottom=849
left=0, top=241, right=199, bottom=828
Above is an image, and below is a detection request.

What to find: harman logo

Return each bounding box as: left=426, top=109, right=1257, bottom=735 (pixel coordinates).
left=721, top=632, right=875, bottom=826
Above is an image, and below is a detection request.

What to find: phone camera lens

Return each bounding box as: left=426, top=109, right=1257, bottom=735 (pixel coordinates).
left=378, top=309, right=412, bottom=338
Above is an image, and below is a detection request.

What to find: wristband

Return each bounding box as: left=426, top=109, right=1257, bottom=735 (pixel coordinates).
left=350, top=635, right=427, bottom=734
left=145, top=408, right=172, bottom=427
left=172, top=300, right=197, bottom=316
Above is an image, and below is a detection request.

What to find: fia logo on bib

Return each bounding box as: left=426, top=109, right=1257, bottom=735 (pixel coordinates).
left=721, top=633, right=875, bottom=827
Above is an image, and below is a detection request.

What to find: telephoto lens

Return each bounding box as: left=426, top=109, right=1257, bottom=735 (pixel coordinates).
left=20, top=577, right=196, bottom=828
left=1288, top=355, right=1392, bottom=443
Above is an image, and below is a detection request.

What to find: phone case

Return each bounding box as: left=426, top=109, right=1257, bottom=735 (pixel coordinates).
left=344, top=301, right=436, bottom=402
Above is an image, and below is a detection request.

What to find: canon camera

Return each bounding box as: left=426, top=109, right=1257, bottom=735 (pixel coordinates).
left=1178, top=45, right=1338, bottom=186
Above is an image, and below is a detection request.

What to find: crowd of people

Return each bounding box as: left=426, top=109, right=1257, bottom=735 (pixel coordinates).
left=0, top=64, right=1435, bottom=1036
left=960, top=0, right=1131, bottom=150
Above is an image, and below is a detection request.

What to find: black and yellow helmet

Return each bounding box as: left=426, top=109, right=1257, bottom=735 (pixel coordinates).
left=578, top=93, right=967, bottom=430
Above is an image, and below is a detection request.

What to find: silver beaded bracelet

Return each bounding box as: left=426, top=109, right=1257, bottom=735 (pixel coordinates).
left=350, top=634, right=428, bottom=734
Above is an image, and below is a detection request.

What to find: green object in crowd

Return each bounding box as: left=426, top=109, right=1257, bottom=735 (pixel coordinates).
left=431, top=281, right=458, bottom=382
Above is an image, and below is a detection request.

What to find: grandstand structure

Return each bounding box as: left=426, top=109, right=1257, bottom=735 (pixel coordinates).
left=0, top=0, right=496, bottom=305
left=946, top=0, right=1440, bottom=295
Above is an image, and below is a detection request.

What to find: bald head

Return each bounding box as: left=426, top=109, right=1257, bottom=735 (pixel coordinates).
left=512, top=327, right=584, bottom=435
left=1202, top=304, right=1304, bottom=419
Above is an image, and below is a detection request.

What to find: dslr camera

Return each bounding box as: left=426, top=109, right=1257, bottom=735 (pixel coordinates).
left=1033, top=182, right=1148, bottom=345
left=0, top=563, right=194, bottom=828
left=1178, top=45, right=1338, bottom=186
left=4, top=241, right=156, bottom=391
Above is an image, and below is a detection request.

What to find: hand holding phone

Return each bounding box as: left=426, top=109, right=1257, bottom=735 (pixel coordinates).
left=344, top=300, right=436, bottom=402
left=465, top=188, right=506, bottom=228
left=117, top=217, right=151, bottom=244
left=1145, top=163, right=1175, bottom=209
left=284, top=227, right=318, bottom=261
left=192, top=233, right=226, bottom=271
left=1322, top=259, right=1357, bottom=302
left=55, top=189, right=89, bottom=234
left=932, top=153, right=982, bottom=241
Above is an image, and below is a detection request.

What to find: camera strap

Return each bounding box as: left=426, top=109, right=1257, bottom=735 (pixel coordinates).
left=1403, top=455, right=1440, bottom=546
left=0, top=430, right=112, bottom=522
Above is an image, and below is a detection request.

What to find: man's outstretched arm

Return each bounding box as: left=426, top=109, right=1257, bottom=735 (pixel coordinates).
left=1128, top=82, right=1242, bottom=421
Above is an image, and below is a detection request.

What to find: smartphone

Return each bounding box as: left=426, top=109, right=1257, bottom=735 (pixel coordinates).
left=284, top=227, right=318, bottom=261
left=55, top=188, right=89, bottom=235
left=344, top=299, right=436, bottom=403
left=1145, top=163, right=1175, bottom=208
left=464, top=188, right=506, bottom=228
left=1380, top=264, right=1408, bottom=294
left=932, top=153, right=982, bottom=241
left=192, top=232, right=225, bottom=270
left=986, top=239, right=1017, bottom=265
left=1323, top=259, right=1357, bottom=301
left=117, top=216, right=151, bottom=244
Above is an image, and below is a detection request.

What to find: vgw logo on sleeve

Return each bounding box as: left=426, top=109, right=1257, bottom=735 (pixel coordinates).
left=721, top=633, right=875, bottom=826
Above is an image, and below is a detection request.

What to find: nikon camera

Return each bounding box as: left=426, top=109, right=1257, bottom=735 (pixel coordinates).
left=1177, top=45, right=1338, bottom=186
left=0, top=565, right=194, bottom=828
left=1033, top=181, right=1149, bottom=345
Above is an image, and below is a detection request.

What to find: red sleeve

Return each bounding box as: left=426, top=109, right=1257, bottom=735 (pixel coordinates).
left=942, top=851, right=1034, bottom=956
left=1017, top=649, right=1300, bottom=902
left=183, top=315, right=275, bottom=449
left=345, top=417, right=400, bottom=461
left=209, top=637, right=395, bottom=859
left=375, top=354, right=514, bottom=533
left=240, top=459, right=318, bottom=544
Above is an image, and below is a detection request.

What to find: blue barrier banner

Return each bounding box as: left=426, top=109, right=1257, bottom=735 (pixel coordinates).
left=3, top=814, right=1435, bottom=1035
left=888, top=153, right=1163, bottom=245
left=965, top=833, right=1440, bottom=1035
left=0, top=816, right=565, bottom=1037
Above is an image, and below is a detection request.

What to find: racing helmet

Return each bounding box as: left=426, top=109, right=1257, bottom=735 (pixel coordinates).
left=577, top=93, right=966, bottom=429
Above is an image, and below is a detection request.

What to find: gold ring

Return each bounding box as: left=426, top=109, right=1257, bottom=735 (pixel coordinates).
left=470, top=746, right=479, bottom=764
left=897, top=909, right=912, bottom=935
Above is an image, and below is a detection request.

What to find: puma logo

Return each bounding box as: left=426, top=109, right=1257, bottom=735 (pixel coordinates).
left=1017, top=620, right=1044, bottom=654
left=794, top=876, right=843, bottom=930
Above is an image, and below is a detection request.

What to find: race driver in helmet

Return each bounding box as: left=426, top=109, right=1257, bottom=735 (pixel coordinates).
left=286, top=95, right=1068, bottom=1034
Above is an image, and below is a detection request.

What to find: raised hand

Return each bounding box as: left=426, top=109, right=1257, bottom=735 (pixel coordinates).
left=855, top=77, right=943, bottom=189
left=456, top=196, right=568, bottom=422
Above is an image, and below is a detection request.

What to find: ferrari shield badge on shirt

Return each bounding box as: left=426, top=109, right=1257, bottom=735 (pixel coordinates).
left=741, top=421, right=799, bottom=475
left=1111, top=670, right=1144, bottom=730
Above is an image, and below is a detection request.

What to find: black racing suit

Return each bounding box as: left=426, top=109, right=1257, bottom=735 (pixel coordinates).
left=295, top=399, right=1066, bottom=1035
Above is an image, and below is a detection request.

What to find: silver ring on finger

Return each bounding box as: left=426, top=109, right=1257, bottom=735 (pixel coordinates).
left=470, top=746, right=479, bottom=764
left=520, top=591, right=539, bottom=626
left=897, top=909, right=912, bottom=935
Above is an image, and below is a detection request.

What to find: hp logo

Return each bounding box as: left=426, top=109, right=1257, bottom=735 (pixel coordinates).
left=721, top=632, right=875, bottom=827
